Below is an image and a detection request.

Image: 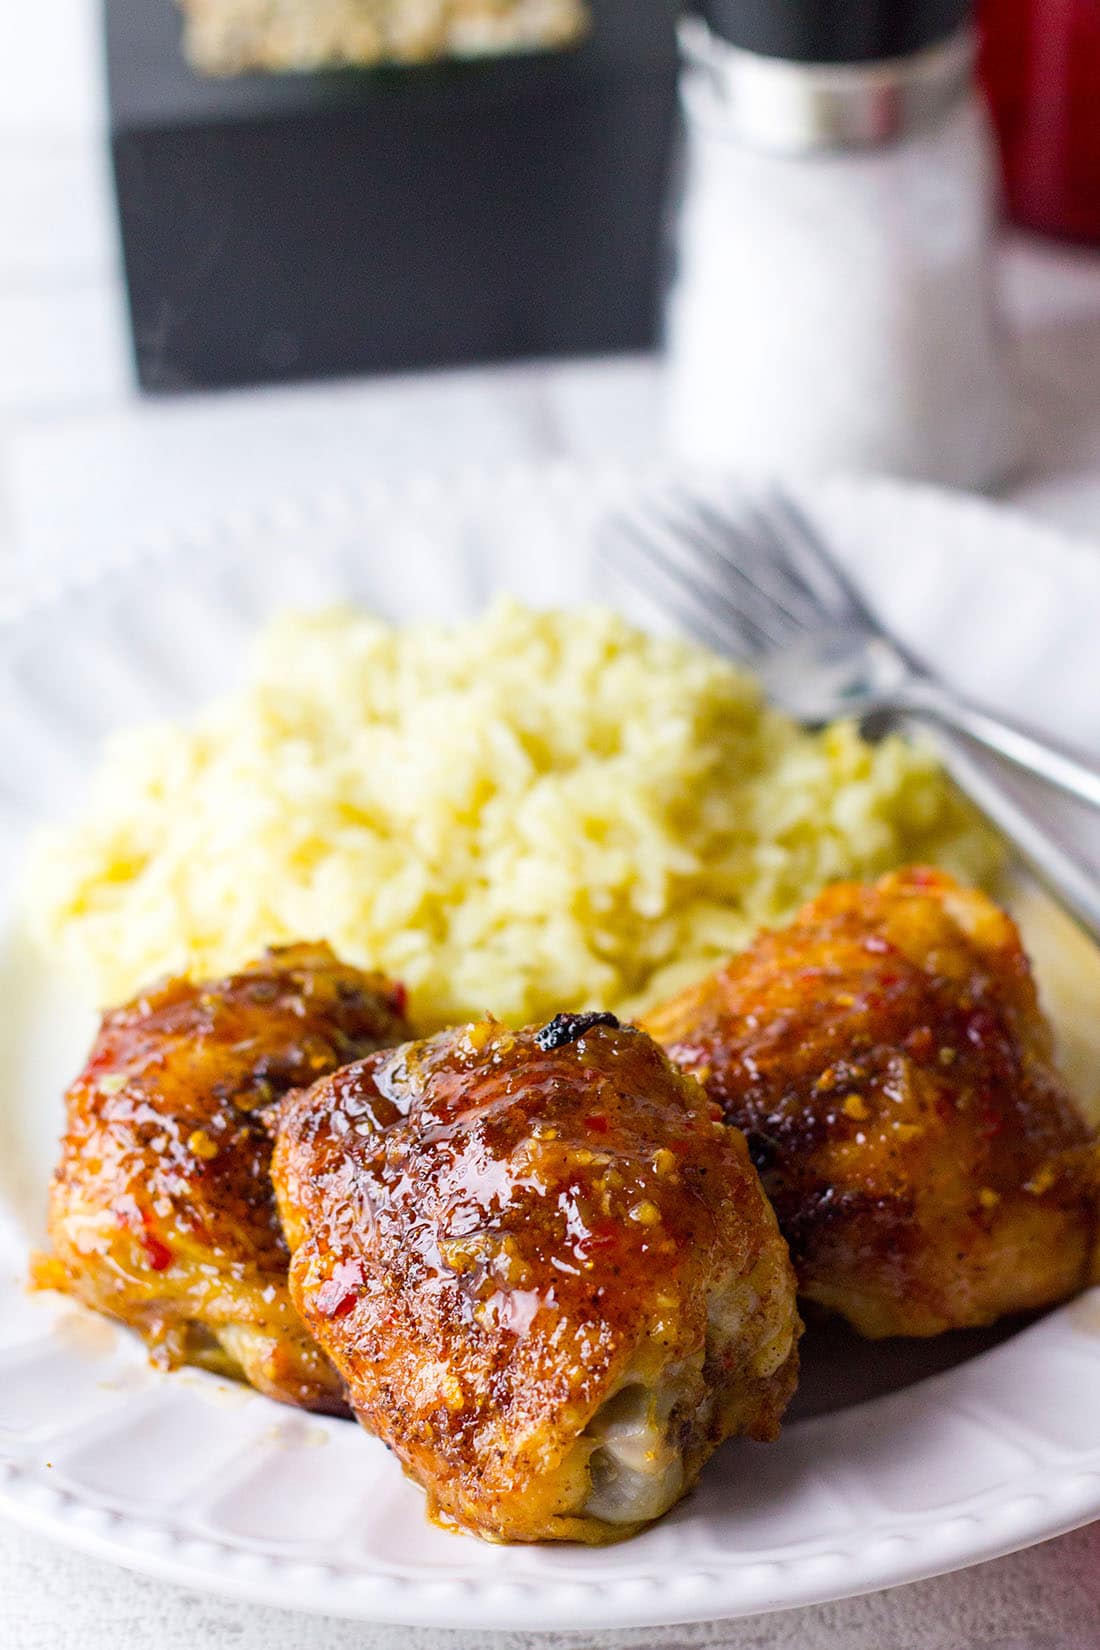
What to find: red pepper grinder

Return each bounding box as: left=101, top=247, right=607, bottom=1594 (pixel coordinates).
left=980, top=0, right=1100, bottom=243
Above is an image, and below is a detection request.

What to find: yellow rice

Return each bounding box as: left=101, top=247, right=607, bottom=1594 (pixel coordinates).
left=25, top=600, right=999, bottom=1028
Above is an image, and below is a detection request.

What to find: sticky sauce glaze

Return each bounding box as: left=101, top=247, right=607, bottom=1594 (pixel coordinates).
left=273, top=1016, right=800, bottom=1542
left=42, top=942, right=410, bottom=1412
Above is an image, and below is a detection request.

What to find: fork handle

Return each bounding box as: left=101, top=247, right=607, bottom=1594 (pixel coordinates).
left=894, top=677, right=1100, bottom=813
left=908, top=722, right=1100, bottom=948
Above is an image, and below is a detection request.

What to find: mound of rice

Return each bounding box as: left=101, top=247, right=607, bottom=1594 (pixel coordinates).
left=26, top=600, right=999, bottom=1028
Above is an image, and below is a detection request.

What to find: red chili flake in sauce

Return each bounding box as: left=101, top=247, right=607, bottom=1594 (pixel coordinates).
left=141, top=1232, right=173, bottom=1272
left=583, top=1220, right=620, bottom=1251
left=977, top=1100, right=1005, bottom=1139
left=389, top=982, right=409, bottom=1018
left=317, top=1260, right=364, bottom=1319
left=584, top=1114, right=609, bottom=1135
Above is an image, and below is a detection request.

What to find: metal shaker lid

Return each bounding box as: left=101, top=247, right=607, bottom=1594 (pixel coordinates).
left=696, top=0, right=973, bottom=63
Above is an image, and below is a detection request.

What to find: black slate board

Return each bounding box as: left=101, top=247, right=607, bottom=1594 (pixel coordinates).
left=105, top=0, right=680, bottom=392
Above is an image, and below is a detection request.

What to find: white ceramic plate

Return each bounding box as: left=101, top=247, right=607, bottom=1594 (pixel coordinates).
left=2, top=463, right=1100, bottom=1631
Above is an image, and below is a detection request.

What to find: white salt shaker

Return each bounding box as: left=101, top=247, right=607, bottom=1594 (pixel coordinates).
left=664, top=0, right=1019, bottom=489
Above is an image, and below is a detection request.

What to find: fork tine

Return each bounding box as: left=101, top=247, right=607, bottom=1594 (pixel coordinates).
left=603, top=513, right=770, bottom=654
left=714, top=493, right=835, bottom=614
left=600, top=534, right=745, bottom=660
left=753, top=489, right=880, bottom=628
left=601, top=514, right=772, bottom=658
left=672, top=490, right=822, bottom=632
left=763, top=489, right=926, bottom=673
left=601, top=482, right=895, bottom=667
left=643, top=496, right=800, bottom=648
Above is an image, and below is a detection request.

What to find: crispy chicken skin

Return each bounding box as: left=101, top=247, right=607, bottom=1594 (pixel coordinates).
left=643, top=869, right=1097, bottom=1339
left=272, top=1012, right=800, bottom=1543
left=42, top=943, right=410, bottom=1412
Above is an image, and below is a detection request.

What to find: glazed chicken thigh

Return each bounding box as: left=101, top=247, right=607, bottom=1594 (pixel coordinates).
left=644, top=869, right=1097, bottom=1338
left=272, top=1012, right=800, bottom=1543
left=44, top=943, right=410, bottom=1411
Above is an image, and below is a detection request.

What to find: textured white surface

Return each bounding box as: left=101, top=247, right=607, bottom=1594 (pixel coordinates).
left=5, top=1511, right=1100, bottom=1650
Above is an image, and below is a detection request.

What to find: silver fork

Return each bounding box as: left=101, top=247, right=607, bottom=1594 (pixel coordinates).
left=602, top=484, right=1100, bottom=945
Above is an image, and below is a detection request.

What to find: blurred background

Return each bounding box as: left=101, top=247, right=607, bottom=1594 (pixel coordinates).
left=2, top=0, right=1100, bottom=580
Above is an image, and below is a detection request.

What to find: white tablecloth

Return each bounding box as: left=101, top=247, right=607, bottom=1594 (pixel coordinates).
left=5, top=5, right=1100, bottom=1647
